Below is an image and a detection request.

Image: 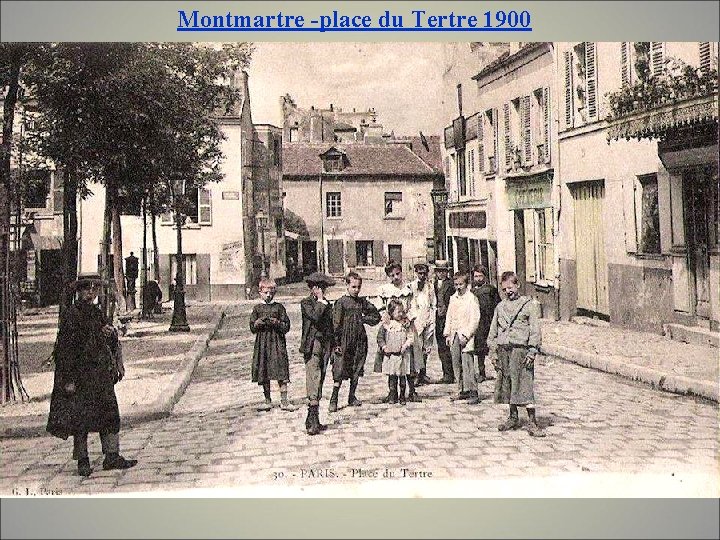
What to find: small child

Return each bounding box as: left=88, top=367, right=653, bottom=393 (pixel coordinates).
left=250, top=278, right=297, bottom=412
left=487, top=271, right=545, bottom=437
left=377, top=299, right=416, bottom=405
left=330, top=272, right=381, bottom=412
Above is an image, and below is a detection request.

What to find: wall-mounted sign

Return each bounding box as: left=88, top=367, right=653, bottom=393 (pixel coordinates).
left=506, top=173, right=552, bottom=210
left=449, top=211, right=486, bottom=229
left=222, top=191, right=240, bottom=200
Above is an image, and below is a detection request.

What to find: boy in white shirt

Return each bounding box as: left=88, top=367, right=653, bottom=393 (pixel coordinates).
left=443, top=271, right=481, bottom=405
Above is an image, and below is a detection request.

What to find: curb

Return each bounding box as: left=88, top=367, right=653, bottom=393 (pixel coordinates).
left=542, top=344, right=719, bottom=403
left=0, top=308, right=227, bottom=439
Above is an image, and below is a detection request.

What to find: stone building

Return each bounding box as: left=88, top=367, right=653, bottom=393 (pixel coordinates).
left=78, top=70, right=284, bottom=301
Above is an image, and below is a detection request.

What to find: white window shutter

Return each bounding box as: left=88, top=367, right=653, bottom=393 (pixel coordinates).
left=492, top=108, right=499, bottom=171
left=650, top=42, right=665, bottom=77
left=563, top=50, right=574, bottom=129
left=543, top=87, right=551, bottom=163
left=699, top=42, right=714, bottom=72
left=622, top=178, right=638, bottom=253
left=524, top=210, right=536, bottom=281
left=478, top=143, right=485, bottom=174
left=621, top=42, right=633, bottom=86
left=503, top=103, right=512, bottom=169
left=521, top=95, right=532, bottom=164
left=585, top=42, right=598, bottom=121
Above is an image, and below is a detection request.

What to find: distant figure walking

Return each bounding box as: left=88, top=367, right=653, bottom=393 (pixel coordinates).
left=142, top=279, right=162, bottom=319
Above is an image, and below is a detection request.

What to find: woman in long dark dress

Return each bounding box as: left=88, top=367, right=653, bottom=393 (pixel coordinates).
left=250, top=278, right=297, bottom=412
left=46, top=275, right=137, bottom=477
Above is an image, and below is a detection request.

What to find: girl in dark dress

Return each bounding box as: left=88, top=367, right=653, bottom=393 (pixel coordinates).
left=250, top=278, right=297, bottom=412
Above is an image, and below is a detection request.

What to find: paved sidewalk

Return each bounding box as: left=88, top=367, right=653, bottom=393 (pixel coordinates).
left=0, top=303, right=228, bottom=438
left=542, top=318, right=719, bottom=402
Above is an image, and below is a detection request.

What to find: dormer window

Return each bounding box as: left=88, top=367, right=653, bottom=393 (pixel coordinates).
left=319, top=147, right=348, bottom=173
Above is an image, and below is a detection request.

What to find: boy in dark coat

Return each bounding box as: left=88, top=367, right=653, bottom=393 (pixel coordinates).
left=300, top=272, right=336, bottom=435
left=47, top=274, right=137, bottom=477
left=433, top=260, right=455, bottom=384
left=250, top=278, right=297, bottom=412
left=471, top=265, right=501, bottom=383
left=329, top=272, right=381, bottom=412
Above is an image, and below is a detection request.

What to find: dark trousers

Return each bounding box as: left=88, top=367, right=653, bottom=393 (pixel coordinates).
left=435, top=317, right=454, bottom=381
left=72, top=431, right=119, bottom=460
left=304, top=339, right=332, bottom=406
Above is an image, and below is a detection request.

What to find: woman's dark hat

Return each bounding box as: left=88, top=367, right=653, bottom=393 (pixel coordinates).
left=305, top=272, right=336, bottom=286
left=433, top=260, right=450, bottom=271
left=72, top=272, right=103, bottom=290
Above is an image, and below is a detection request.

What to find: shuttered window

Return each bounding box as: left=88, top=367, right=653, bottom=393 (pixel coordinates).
left=477, top=115, right=485, bottom=174
left=503, top=103, right=512, bottom=168
left=621, top=42, right=633, bottom=86
left=650, top=42, right=665, bottom=77
left=467, top=149, right=475, bottom=196
left=563, top=50, right=574, bottom=129
left=699, top=42, right=717, bottom=73
left=52, top=170, right=64, bottom=214
left=198, top=188, right=212, bottom=225
left=521, top=95, right=532, bottom=165
left=542, top=87, right=551, bottom=163
left=585, top=42, right=598, bottom=121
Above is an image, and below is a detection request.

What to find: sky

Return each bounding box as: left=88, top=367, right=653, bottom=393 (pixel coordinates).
left=246, top=42, right=463, bottom=137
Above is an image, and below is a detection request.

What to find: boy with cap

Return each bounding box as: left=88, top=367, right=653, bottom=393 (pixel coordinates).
left=471, top=264, right=501, bottom=384
left=408, top=262, right=435, bottom=391
left=433, top=260, right=455, bottom=384
left=300, top=272, right=336, bottom=435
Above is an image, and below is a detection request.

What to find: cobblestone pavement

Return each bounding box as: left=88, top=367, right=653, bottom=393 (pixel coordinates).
left=1, top=300, right=718, bottom=497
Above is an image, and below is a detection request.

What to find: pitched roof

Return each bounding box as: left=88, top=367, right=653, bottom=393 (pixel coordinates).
left=283, top=143, right=438, bottom=177
left=408, top=135, right=443, bottom=173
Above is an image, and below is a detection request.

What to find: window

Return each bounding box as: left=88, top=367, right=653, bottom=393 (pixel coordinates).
left=161, top=188, right=211, bottom=226
left=520, top=95, right=532, bottom=165
left=356, top=241, right=374, bottom=266
left=699, top=42, right=719, bottom=73
left=534, top=88, right=551, bottom=164
left=23, top=169, right=51, bottom=208
left=384, top=192, right=403, bottom=218
left=635, top=174, right=661, bottom=254
left=467, top=149, right=475, bottom=196
left=457, top=149, right=467, bottom=197
left=564, top=42, right=599, bottom=128
left=326, top=192, right=341, bottom=218
left=170, top=254, right=198, bottom=286
left=273, top=138, right=281, bottom=166
left=484, top=109, right=497, bottom=173
left=289, top=127, right=299, bottom=142
left=198, top=188, right=212, bottom=225
left=323, top=157, right=342, bottom=172
left=523, top=207, right=555, bottom=284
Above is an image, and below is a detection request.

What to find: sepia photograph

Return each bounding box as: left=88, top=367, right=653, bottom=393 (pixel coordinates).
left=0, top=40, right=718, bottom=499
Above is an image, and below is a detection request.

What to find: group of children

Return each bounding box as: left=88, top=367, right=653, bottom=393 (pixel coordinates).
left=250, top=264, right=546, bottom=438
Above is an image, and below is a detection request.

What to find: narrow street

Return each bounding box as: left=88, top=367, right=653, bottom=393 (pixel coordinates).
left=1, top=298, right=717, bottom=496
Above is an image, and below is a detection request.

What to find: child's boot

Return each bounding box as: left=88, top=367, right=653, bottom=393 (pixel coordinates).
left=258, top=383, right=273, bottom=411
left=307, top=405, right=321, bottom=435
left=328, top=385, right=340, bottom=412
left=314, top=405, right=327, bottom=431
left=526, top=407, right=546, bottom=437
left=498, top=405, right=520, bottom=431
left=280, top=388, right=298, bottom=412
left=305, top=406, right=313, bottom=431
left=77, top=457, right=92, bottom=477
left=407, top=375, right=422, bottom=403
left=348, top=378, right=362, bottom=406
left=381, top=376, right=398, bottom=404
left=398, top=376, right=407, bottom=405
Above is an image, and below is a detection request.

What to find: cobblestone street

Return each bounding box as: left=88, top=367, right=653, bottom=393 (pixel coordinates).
left=1, top=299, right=718, bottom=497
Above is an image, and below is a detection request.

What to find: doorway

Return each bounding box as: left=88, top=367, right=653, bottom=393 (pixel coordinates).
left=301, top=241, right=318, bottom=276
left=683, top=166, right=717, bottom=321
left=327, top=239, right=344, bottom=275
left=570, top=181, right=608, bottom=316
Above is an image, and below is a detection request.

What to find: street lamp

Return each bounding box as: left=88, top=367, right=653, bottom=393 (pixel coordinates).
left=256, top=210, right=269, bottom=279
left=431, top=187, right=449, bottom=261
left=169, top=177, right=190, bottom=332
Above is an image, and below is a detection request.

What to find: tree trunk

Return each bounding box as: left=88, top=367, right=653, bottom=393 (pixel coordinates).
left=141, top=196, right=148, bottom=318
left=0, top=54, right=22, bottom=403
left=101, top=186, right=113, bottom=320
left=151, top=204, right=160, bottom=282
left=110, top=188, right=127, bottom=314
left=59, top=165, right=78, bottom=323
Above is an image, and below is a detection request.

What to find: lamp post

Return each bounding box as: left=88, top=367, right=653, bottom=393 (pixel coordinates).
left=169, top=177, right=190, bottom=332
left=430, top=187, right=449, bottom=261
left=256, top=210, right=269, bottom=279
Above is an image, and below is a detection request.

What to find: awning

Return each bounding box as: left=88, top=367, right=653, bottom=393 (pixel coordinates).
left=29, top=233, right=62, bottom=251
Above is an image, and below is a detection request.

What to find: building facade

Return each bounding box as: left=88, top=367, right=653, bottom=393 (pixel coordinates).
left=558, top=41, right=718, bottom=333
left=283, top=143, right=441, bottom=279
left=78, top=71, right=284, bottom=301
left=443, top=42, right=560, bottom=318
